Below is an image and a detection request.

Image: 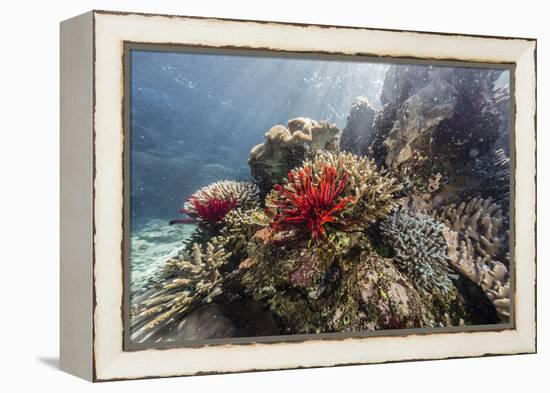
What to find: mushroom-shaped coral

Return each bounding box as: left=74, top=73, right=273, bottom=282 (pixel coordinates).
left=266, top=151, right=402, bottom=246
left=381, top=212, right=457, bottom=294
left=248, top=118, right=340, bottom=193
left=170, top=180, right=260, bottom=227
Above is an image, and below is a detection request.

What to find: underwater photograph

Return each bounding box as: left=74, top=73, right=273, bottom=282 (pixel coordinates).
left=127, top=47, right=512, bottom=347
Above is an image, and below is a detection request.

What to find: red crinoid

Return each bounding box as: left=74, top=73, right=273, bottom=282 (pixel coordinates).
left=270, top=165, right=354, bottom=244
left=170, top=197, right=238, bottom=226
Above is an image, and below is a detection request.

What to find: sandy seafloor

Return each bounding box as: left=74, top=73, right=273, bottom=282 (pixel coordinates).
left=130, top=220, right=195, bottom=298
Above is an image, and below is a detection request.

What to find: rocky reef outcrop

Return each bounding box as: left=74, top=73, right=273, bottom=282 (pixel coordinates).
left=340, top=97, right=376, bottom=156
left=341, top=65, right=510, bottom=210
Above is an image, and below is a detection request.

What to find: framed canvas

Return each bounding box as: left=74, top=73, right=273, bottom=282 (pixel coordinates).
left=60, top=10, right=537, bottom=382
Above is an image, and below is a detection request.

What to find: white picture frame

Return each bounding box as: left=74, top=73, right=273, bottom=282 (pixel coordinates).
left=60, top=10, right=536, bottom=382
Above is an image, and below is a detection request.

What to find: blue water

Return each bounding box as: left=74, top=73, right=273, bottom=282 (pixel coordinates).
left=130, top=49, right=390, bottom=228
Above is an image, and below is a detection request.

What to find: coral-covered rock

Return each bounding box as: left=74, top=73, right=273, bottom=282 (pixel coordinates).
left=327, top=252, right=464, bottom=332
left=240, top=239, right=467, bottom=334
left=248, top=118, right=339, bottom=194
left=383, top=71, right=457, bottom=167
left=366, top=65, right=508, bottom=207
left=266, top=151, right=402, bottom=247
left=340, top=97, right=376, bottom=155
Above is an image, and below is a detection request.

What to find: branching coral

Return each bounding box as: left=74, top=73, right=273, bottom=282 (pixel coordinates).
left=434, top=197, right=510, bottom=320
left=130, top=242, right=231, bottom=341
left=267, top=151, right=402, bottom=246
left=171, top=180, right=260, bottom=227
left=381, top=212, right=457, bottom=294
left=210, top=207, right=269, bottom=261
left=313, top=152, right=403, bottom=224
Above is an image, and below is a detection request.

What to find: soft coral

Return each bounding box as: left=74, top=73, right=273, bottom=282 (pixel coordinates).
left=269, top=165, right=353, bottom=244
left=170, top=197, right=237, bottom=226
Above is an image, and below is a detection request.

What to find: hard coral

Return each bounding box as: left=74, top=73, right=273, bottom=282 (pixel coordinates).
left=210, top=207, right=269, bottom=263
left=171, top=180, right=260, bottom=227
left=248, top=117, right=340, bottom=193
left=130, top=242, right=231, bottom=342
left=381, top=212, right=457, bottom=294
left=312, top=151, right=402, bottom=224
left=434, top=197, right=510, bottom=321
left=269, top=165, right=354, bottom=244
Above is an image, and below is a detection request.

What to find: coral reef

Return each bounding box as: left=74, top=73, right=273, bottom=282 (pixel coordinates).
left=342, top=65, right=509, bottom=212
left=268, top=165, right=354, bottom=244
left=340, top=97, right=376, bottom=156
left=131, top=64, right=513, bottom=343
left=171, top=180, right=260, bottom=227
left=459, top=148, right=511, bottom=212
left=240, top=237, right=466, bottom=334
left=211, top=207, right=268, bottom=267
left=383, top=72, right=457, bottom=167
left=381, top=212, right=457, bottom=294
left=266, top=151, right=402, bottom=247
left=248, top=118, right=339, bottom=194
left=130, top=242, right=231, bottom=341
left=493, top=85, right=511, bottom=154
left=434, top=198, right=510, bottom=321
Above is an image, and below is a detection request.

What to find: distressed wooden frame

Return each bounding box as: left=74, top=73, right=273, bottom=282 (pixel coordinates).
left=60, top=10, right=537, bottom=382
